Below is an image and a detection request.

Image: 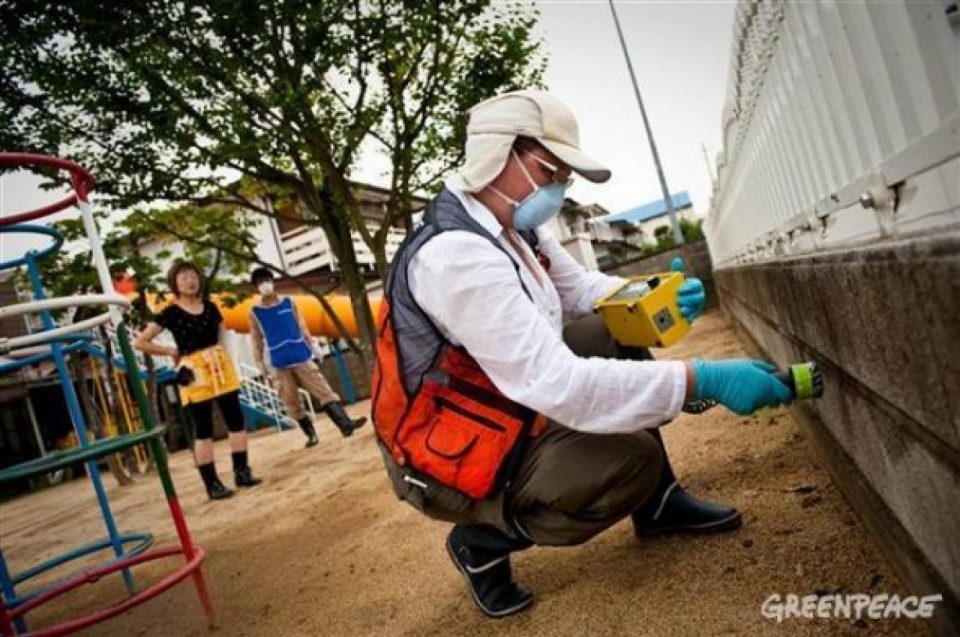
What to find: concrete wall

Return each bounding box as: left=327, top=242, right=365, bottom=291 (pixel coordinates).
left=714, top=225, right=960, bottom=632
left=704, top=3, right=959, bottom=630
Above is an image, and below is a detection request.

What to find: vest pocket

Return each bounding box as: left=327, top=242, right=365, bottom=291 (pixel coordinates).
left=425, top=414, right=478, bottom=459
left=420, top=395, right=518, bottom=499
left=425, top=397, right=507, bottom=461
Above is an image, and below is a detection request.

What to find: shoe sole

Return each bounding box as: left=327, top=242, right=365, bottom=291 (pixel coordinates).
left=445, top=537, right=534, bottom=619
left=636, top=510, right=743, bottom=537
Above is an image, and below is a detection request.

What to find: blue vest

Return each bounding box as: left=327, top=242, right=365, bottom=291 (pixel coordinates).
left=252, top=297, right=314, bottom=369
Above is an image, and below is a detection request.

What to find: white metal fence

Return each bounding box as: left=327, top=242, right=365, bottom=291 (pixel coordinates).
left=238, top=362, right=315, bottom=431
left=706, top=0, right=960, bottom=267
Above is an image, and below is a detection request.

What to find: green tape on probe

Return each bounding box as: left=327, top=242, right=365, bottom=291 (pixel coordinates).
left=791, top=363, right=814, bottom=399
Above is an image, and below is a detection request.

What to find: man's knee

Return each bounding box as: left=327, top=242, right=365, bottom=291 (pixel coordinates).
left=583, top=430, right=663, bottom=518
left=514, top=432, right=664, bottom=547
left=562, top=314, right=618, bottom=358
left=532, top=429, right=663, bottom=518
left=562, top=314, right=652, bottom=362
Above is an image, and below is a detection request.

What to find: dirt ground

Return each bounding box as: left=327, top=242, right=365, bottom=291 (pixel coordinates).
left=0, top=311, right=936, bottom=635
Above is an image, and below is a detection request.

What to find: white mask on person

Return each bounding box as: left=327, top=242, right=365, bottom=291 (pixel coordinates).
left=258, top=281, right=275, bottom=296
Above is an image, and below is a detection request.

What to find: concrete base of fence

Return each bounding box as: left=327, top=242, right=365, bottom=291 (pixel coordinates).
left=713, top=224, right=960, bottom=634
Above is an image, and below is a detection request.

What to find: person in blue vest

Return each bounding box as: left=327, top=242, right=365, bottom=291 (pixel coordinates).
left=248, top=267, right=367, bottom=447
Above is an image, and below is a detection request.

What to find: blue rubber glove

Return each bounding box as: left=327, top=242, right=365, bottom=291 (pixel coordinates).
left=671, top=257, right=705, bottom=322
left=692, top=359, right=793, bottom=415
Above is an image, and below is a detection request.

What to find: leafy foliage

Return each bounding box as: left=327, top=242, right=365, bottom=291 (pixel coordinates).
left=0, top=1, right=545, bottom=365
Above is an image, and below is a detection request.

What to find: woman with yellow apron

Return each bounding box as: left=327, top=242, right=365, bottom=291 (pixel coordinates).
left=135, top=261, right=261, bottom=500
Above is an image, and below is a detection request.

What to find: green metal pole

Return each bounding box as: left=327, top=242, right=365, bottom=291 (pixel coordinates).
left=113, top=323, right=176, bottom=497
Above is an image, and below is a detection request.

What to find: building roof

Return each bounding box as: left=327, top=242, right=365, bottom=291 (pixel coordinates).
left=602, top=191, right=692, bottom=225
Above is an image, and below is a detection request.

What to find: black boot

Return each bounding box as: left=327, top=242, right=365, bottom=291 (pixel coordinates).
left=231, top=451, right=262, bottom=488
left=631, top=428, right=741, bottom=536
left=323, top=402, right=368, bottom=438
left=198, top=462, right=234, bottom=500
left=445, top=525, right=534, bottom=618
left=298, top=416, right=319, bottom=448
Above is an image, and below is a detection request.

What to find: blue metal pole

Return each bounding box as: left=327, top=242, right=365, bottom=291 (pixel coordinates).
left=0, top=550, right=27, bottom=634
left=24, top=252, right=135, bottom=595
left=329, top=341, right=357, bottom=405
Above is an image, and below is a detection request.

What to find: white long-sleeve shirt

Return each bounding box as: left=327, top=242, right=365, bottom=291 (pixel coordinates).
left=407, top=178, right=687, bottom=434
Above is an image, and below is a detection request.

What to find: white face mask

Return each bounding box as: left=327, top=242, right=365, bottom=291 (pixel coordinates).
left=488, top=151, right=570, bottom=230
left=258, top=281, right=275, bottom=296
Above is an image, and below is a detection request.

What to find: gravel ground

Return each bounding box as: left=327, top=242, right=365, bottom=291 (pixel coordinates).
left=0, top=311, right=935, bottom=636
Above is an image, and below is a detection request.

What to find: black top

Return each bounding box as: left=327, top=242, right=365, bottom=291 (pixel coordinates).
left=154, top=300, right=222, bottom=356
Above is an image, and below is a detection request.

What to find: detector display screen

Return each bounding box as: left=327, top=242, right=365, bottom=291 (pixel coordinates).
left=607, top=280, right=652, bottom=302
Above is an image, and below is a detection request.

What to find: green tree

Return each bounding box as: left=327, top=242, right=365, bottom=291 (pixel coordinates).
left=0, top=1, right=545, bottom=372
left=680, top=217, right=704, bottom=243
left=34, top=207, right=254, bottom=317
left=367, top=2, right=544, bottom=275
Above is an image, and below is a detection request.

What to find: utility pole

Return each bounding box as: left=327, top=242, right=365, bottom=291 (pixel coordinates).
left=701, top=142, right=716, bottom=183
left=609, top=0, right=683, bottom=245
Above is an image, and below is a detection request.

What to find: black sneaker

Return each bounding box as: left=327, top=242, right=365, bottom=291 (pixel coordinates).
left=632, top=482, right=742, bottom=536
left=234, top=466, right=263, bottom=488
left=206, top=479, right=234, bottom=500
left=445, top=530, right=533, bottom=618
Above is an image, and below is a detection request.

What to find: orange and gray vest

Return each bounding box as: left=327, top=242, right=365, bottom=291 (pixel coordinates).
left=372, top=188, right=547, bottom=501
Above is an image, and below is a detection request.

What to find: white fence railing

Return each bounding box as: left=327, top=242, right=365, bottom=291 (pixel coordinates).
left=707, top=0, right=960, bottom=267
left=238, top=362, right=315, bottom=431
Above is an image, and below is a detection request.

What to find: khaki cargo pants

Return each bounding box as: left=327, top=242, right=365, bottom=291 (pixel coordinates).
left=383, top=314, right=665, bottom=547
left=275, top=361, right=340, bottom=420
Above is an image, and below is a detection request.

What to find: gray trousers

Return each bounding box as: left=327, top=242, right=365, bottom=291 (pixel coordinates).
left=274, top=361, right=340, bottom=420
left=383, top=314, right=665, bottom=547
left=503, top=419, right=663, bottom=546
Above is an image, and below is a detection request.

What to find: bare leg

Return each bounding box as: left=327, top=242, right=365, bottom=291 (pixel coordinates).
left=194, top=438, right=214, bottom=465
left=228, top=430, right=247, bottom=453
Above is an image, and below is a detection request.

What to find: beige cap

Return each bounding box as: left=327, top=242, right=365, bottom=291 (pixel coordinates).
left=457, top=90, right=611, bottom=192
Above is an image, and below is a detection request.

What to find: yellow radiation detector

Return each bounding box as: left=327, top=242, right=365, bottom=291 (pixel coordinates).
left=593, top=272, right=690, bottom=348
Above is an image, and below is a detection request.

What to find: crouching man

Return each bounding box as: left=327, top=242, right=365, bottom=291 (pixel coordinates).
left=371, top=91, right=791, bottom=617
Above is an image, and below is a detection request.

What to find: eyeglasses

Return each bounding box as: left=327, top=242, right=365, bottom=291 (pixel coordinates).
left=525, top=152, right=574, bottom=187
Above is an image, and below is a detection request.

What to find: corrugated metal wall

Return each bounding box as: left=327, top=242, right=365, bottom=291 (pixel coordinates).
left=707, top=0, right=960, bottom=266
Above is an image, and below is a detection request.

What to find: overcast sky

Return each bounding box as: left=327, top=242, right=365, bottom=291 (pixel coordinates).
left=0, top=0, right=736, bottom=260
left=535, top=0, right=736, bottom=215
